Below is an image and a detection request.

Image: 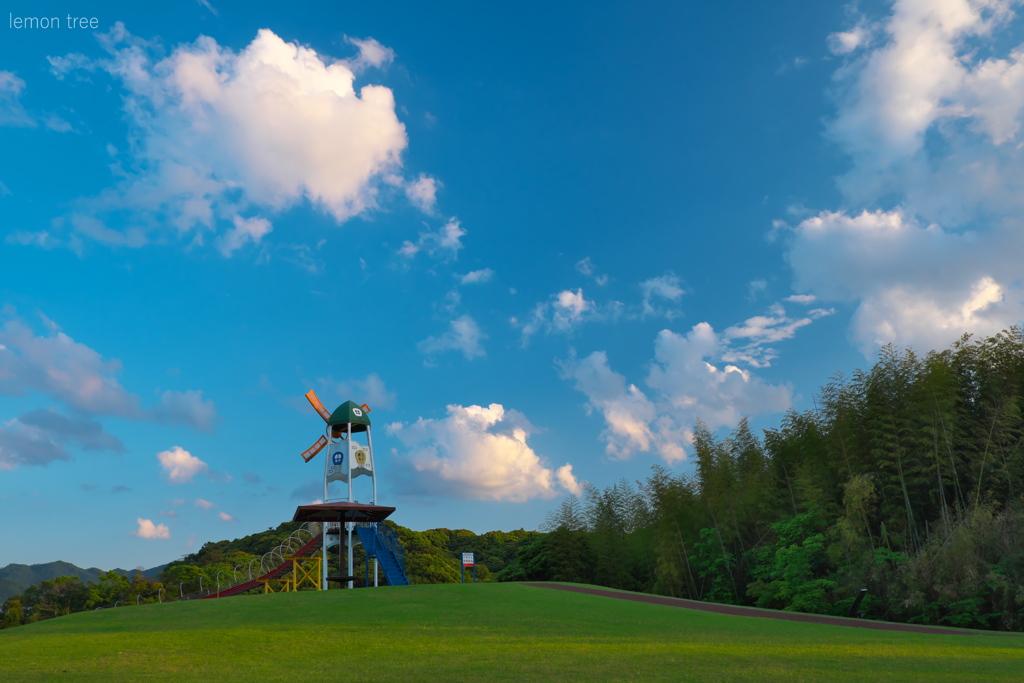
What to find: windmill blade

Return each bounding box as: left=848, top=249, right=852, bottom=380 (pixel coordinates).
left=300, top=435, right=328, bottom=463
left=305, top=390, right=331, bottom=422
left=360, top=403, right=371, bottom=413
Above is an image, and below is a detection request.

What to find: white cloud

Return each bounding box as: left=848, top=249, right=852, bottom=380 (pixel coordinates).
left=387, top=403, right=580, bottom=501
left=133, top=518, right=171, bottom=539
left=828, top=24, right=874, bottom=55
left=194, top=498, right=216, bottom=510
left=640, top=274, right=684, bottom=318
left=215, top=215, right=272, bottom=257
left=398, top=218, right=465, bottom=261
left=345, top=36, right=395, bottom=71
left=561, top=320, right=796, bottom=464
left=647, top=324, right=793, bottom=431
left=575, top=257, right=608, bottom=286
left=158, top=446, right=209, bottom=484
left=520, top=288, right=599, bottom=346
left=405, top=174, right=439, bottom=214
left=558, top=351, right=658, bottom=460
left=43, top=25, right=408, bottom=253
left=785, top=294, right=817, bottom=304
left=196, top=0, right=219, bottom=16
left=459, top=268, right=494, bottom=285
left=218, top=511, right=235, bottom=522
left=787, top=208, right=1023, bottom=354
left=721, top=305, right=834, bottom=368
left=824, top=0, right=1024, bottom=222
left=0, top=71, right=34, bottom=127
left=781, top=1, right=1024, bottom=355
left=418, top=315, right=487, bottom=360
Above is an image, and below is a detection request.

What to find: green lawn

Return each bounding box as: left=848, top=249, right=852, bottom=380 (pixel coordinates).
left=1, top=582, right=1022, bottom=681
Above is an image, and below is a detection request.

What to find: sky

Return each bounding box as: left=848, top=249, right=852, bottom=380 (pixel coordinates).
left=3, top=0, right=1024, bottom=570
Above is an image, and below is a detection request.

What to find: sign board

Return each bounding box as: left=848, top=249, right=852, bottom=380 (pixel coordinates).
left=462, top=553, right=474, bottom=567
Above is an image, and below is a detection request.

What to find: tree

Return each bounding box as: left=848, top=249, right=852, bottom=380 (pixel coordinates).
left=1, top=598, right=24, bottom=629
left=746, top=514, right=836, bottom=613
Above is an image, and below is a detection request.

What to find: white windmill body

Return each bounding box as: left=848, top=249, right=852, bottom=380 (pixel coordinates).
left=300, top=392, right=378, bottom=589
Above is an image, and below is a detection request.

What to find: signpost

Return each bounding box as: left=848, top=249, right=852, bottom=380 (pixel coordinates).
left=461, top=553, right=476, bottom=584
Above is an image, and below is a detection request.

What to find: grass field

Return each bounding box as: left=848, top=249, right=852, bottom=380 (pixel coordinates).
left=1, top=582, right=1022, bottom=681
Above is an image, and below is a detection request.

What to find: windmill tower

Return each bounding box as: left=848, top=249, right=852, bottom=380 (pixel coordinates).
left=300, top=390, right=377, bottom=589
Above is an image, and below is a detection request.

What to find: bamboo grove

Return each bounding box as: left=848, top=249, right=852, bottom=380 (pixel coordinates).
left=500, top=329, right=1024, bottom=631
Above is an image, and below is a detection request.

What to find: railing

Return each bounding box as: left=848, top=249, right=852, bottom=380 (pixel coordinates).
left=88, top=523, right=321, bottom=607
left=375, top=523, right=405, bottom=572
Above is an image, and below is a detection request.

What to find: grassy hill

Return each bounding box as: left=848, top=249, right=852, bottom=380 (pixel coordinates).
left=1, top=582, right=1021, bottom=681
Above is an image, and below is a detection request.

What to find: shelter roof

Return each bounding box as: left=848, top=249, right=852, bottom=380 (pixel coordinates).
left=292, top=501, right=394, bottom=524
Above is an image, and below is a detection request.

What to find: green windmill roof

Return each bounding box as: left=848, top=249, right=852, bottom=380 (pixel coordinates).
left=328, top=400, right=371, bottom=432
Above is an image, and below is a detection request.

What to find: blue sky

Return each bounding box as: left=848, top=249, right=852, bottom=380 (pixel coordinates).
left=4, top=0, right=1024, bottom=570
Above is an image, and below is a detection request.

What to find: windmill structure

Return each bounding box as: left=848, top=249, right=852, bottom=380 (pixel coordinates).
left=299, top=390, right=392, bottom=589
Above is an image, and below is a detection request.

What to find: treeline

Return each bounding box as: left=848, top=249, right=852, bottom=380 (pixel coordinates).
left=0, top=521, right=540, bottom=629
left=506, top=330, right=1024, bottom=631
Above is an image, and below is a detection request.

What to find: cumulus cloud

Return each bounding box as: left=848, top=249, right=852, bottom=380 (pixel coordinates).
left=824, top=0, right=1024, bottom=223
left=418, top=315, right=487, bottom=360
left=41, top=25, right=408, bottom=252
left=398, top=218, right=465, bottom=261
left=560, top=319, right=796, bottom=464
left=158, top=446, right=209, bottom=484
left=788, top=208, right=1019, bottom=353
left=558, top=351, right=658, bottom=459
left=780, top=0, right=1024, bottom=354
left=133, top=518, right=171, bottom=539
left=387, top=403, right=581, bottom=501
left=194, top=498, right=216, bottom=510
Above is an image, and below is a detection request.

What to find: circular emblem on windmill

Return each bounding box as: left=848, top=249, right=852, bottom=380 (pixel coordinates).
left=355, top=448, right=367, bottom=465
left=352, top=408, right=363, bottom=417
left=332, top=451, right=343, bottom=465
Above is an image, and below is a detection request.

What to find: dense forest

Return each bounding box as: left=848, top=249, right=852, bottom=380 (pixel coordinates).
left=508, top=330, right=1024, bottom=631
left=5, top=330, right=1024, bottom=631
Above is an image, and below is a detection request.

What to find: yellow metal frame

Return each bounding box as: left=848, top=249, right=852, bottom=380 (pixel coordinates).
left=291, top=556, right=322, bottom=591
left=259, top=579, right=294, bottom=593
left=255, top=556, right=323, bottom=594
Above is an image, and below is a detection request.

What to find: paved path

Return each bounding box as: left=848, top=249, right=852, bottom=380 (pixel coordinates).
left=522, top=582, right=1023, bottom=636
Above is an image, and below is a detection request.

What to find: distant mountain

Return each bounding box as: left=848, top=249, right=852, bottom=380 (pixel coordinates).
left=0, top=561, right=167, bottom=603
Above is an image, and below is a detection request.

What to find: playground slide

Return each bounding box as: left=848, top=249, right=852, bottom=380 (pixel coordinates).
left=202, top=532, right=324, bottom=599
